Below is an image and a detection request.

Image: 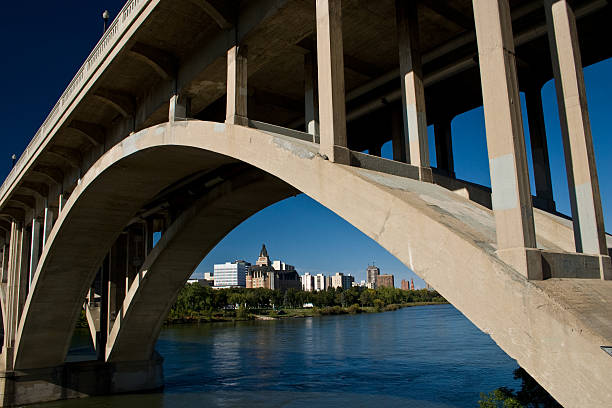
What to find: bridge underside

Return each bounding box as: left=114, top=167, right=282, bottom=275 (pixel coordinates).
left=2, top=122, right=609, bottom=407
left=1, top=0, right=612, bottom=406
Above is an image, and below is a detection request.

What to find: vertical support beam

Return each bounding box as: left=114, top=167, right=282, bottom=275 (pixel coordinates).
left=316, top=0, right=348, bottom=163
left=107, top=233, right=127, bottom=335
left=99, top=256, right=109, bottom=360
left=169, top=94, right=191, bottom=124
left=525, top=84, right=555, bottom=212
left=1, top=244, right=9, bottom=283
left=145, top=219, right=154, bottom=256
left=396, top=0, right=432, bottom=181
left=545, top=0, right=607, bottom=256
left=226, top=45, right=248, bottom=126
left=434, top=118, right=455, bottom=178
left=3, top=222, right=21, bottom=370
left=473, top=0, right=540, bottom=278
left=28, top=218, right=41, bottom=284
left=58, top=193, right=67, bottom=214
left=305, top=52, right=320, bottom=142
left=369, top=144, right=382, bottom=157
left=17, top=224, right=30, bottom=316
left=42, top=201, right=55, bottom=248
left=391, top=108, right=407, bottom=162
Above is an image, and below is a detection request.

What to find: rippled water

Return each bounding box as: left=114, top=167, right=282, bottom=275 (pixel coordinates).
left=37, top=304, right=520, bottom=408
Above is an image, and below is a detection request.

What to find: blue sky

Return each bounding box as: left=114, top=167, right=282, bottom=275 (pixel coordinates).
left=2, top=3, right=611, bottom=287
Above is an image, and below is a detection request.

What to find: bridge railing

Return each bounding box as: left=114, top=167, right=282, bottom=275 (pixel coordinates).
left=0, top=0, right=151, bottom=205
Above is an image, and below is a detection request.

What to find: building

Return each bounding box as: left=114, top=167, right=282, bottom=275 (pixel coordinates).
left=366, top=265, right=380, bottom=288
left=301, top=273, right=314, bottom=291
left=401, top=279, right=410, bottom=290
left=246, top=244, right=301, bottom=290
left=214, top=260, right=249, bottom=288
left=329, top=272, right=355, bottom=290
left=411, top=279, right=415, bottom=290
left=314, top=273, right=326, bottom=291
left=377, top=274, right=395, bottom=288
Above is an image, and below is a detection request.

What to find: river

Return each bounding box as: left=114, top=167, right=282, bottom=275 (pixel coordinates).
left=36, top=304, right=521, bottom=408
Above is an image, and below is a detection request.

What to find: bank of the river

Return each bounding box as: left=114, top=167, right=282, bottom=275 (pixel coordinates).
left=164, top=301, right=448, bottom=324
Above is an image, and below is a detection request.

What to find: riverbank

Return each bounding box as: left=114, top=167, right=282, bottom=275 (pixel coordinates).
left=164, top=301, right=447, bottom=324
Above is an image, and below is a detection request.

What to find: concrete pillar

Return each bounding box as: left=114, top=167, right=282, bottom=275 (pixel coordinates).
left=99, top=255, right=109, bottom=359
left=3, top=221, right=21, bottom=369
left=29, top=218, right=41, bottom=284
left=473, top=0, right=539, bottom=278
left=369, top=144, right=382, bottom=157
left=169, top=94, right=190, bottom=124
left=226, top=45, right=248, bottom=126
left=545, top=0, right=607, bottom=256
left=434, top=118, right=455, bottom=178
left=58, top=193, right=67, bottom=214
left=316, top=0, right=348, bottom=163
left=1, top=244, right=9, bottom=283
left=525, top=85, right=555, bottom=212
left=391, top=108, right=407, bottom=162
left=42, top=201, right=55, bottom=248
left=396, top=0, right=432, bottom=181
left=108, top=233, right=127, bottom=332
left=304, top=52, right=320, bottom=142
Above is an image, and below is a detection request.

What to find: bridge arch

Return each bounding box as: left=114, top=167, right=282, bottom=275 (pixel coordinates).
left=13, top=121, right=612, bottom=407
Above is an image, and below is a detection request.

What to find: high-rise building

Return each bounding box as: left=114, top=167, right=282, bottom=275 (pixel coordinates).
left=256, top=244, right=271, bottom=266
left=314, top=273, right=326, bottom=291
left=329, top=272, right=354, bottom=290
left=401, top=279, right=410, bottom=290
left=411, top=279, right=415, bottom=290
left=366, top=265, right=380, bottom=288
left=301, top=273, right=314, bottom=291
left=377, top=274, right=394, bottom=288
left=214, top=260, right=250, bottom=288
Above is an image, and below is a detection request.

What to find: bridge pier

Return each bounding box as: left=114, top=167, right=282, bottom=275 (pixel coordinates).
left=0, top=352, right=163, bottom=407
left=545, top=0, right=608, bottom=257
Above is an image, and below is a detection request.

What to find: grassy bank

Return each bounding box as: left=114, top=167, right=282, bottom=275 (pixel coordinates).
left=165, top=301, right=447, bottom=324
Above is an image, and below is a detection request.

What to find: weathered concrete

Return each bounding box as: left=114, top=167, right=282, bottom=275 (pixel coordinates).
left=472, top=0, right=538, bottom=278
left=0, top=352, right=162, bottom=407
left=14, top=121, right=611, bottom=407
left=545, top=0, right=607, bottom=256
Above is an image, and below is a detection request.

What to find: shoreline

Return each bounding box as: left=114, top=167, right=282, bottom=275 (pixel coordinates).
left=164, top=301, right=448, bottom=325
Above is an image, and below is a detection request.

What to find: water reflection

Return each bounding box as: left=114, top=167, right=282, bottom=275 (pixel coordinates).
left=43, top=304, right=520, bottom=408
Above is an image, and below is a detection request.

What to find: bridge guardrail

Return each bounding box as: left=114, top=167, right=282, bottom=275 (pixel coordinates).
left=0, top=0, right=151, bottom=207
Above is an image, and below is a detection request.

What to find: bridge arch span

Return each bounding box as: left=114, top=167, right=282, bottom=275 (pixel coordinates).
left=14, top=121, right=612, bottom=407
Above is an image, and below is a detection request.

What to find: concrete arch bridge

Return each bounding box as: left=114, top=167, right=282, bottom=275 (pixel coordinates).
left=0, top=0, right=611, bottom=406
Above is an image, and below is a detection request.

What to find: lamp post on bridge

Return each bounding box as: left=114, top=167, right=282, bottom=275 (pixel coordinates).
left=102, top=10, right=110, bottom=33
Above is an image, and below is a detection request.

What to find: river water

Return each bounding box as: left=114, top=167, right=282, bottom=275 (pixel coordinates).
left=37, top=304, right=521, bottom=408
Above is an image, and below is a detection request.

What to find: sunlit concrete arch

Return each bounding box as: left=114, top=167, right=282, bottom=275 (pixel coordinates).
left=11, top=120, right=612, bottom=407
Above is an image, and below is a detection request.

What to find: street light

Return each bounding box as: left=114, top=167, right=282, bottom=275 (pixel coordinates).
left=11, top=154, right=16, bottom=168
left=102, top=10, right=110, bottom=33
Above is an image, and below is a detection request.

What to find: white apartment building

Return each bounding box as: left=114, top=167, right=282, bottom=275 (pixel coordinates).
left=301, top=273, right=314, bottom=291
left=213, top=261, right=249, bottom=288
left=314, top=273, right=327, bottom=291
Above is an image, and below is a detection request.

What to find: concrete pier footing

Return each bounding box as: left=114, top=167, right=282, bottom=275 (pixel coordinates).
left=0, top=353, right=163, bottom=407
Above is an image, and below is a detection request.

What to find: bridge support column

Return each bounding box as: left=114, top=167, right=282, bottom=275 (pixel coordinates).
left=434, top=118, right=455, bottom=178
left=391, top=108, right=406, bottom=162
left=473, top=0, right=540, bottom=279
left=42, top=200, right=54, bottom=248
left=28, top=218, right=41, bottom=284
left=226, top=45, right=248, bottom=127
left=545, top=0, right=608, bottom=262
left=108, top=234, right=127, bottom=333
left=169, top=94, right=191, bottom=124
left=396, top=0, right=432, bottom=182
left=0, top=353, right=163, bottom=407
left=525, top=84, right=556, bottom=212
left=316, top=0, right=349, bottom=164
left=305, top=52, right=320, bottom=143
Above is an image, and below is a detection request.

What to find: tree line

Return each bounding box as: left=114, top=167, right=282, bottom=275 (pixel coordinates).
left=169, top=284, right=446, bottom=319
